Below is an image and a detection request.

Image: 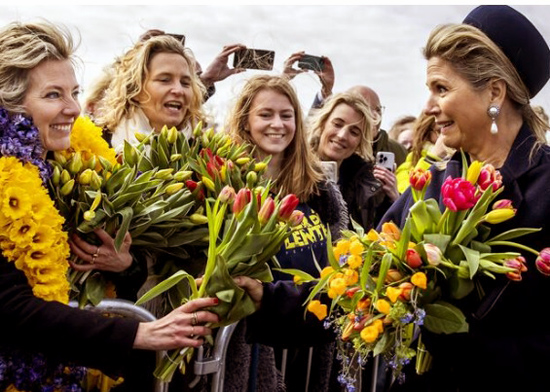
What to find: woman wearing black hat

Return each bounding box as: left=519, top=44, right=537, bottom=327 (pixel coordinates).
left=381, top=5, right=550, bottom=392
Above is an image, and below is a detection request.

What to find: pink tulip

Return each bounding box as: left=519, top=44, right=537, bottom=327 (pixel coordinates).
left=258, top=196, right=275, bottom=225
left=504, top=256, right=527, bottom=281
left=219, top=185, right=236, bottom=204
left=536, top=248, right=550, bottom=276
left=492, top=199, right=514, bottom=210
left=233, top=188, right=252, bottom=215
left=424, top=243, right=443, bottom=266
left=288, top=210, right=305, bottom=227
left=441, top=176, right=480, bottom=212
left=478, top=164, right=502, bottom=192
left=278, top=194, right=300, bottom=221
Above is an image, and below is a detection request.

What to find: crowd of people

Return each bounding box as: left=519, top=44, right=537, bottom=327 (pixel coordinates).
left=1, top=4, right=550, bottom=392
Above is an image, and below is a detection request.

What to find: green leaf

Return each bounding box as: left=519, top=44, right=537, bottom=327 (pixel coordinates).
left=486, top=227, right=542, bottom=243
left=273, top=268, right=316, bottom=282
left=423, top=234, right=451, bottom=254
left=135, top=270, right=196, bottom=305
left=458, top=244, right=480, bottom=278
left=114, top=206, right=133, bottom=251
left=424, top=301, right=469, bottom=334
left=82, top=273, right=107, bottom=306
left=76, top=209, right=107, bottom=233
left=448, top=274, right=475, bottom=299
left=375, top=253, right=392, bottom=294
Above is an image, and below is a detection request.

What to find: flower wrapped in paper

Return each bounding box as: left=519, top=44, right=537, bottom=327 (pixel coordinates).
left=280, top=152, right=546, bottom=389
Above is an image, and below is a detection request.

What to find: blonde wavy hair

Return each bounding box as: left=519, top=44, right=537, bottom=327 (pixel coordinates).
left=95, top=35, right=205, bottom=131
left=424, top=23, right=548, bottom=153
left=309, top=92, right=375, bottom=162
left=227, top=75, right=323, bottom=201
left=0, top=20, right=76, bottom=113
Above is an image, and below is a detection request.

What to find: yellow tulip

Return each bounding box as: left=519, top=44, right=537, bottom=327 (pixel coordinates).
left=483, top=208, right=516, bottom=224
left=466, top=160, right=483, bottom=184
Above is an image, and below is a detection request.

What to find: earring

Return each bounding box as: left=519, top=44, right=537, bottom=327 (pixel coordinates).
left=487, top=104, right=500, bottom=135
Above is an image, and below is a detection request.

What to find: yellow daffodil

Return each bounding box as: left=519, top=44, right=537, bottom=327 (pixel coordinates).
left=349, top=240, right=364, bottom=256
left=366, top=229, right=381, bottom=242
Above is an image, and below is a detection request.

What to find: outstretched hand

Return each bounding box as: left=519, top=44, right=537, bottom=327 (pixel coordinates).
left=282, top=51, right=307, bottom=80
left=133, top=297, right=220, bottom=350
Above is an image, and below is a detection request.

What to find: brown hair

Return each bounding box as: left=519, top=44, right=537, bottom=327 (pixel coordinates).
left=226, top=75, right=323, bottom=201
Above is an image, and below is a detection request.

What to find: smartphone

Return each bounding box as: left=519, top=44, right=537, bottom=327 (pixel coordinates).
left=376, top=151, right=395, bottom=172
left=298, top=54, right=325, bottom=72
left=320, top=161, right=338, bottom=182
left=233, top=48, right=275, bottom=70
left=166, top=33, right=186, bottom=46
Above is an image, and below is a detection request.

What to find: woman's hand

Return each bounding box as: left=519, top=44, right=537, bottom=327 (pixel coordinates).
left=133, top=297, right=220, bottom=350
left=282, top=51, right=307, bottom=80
left=69, top=228, right=133, bottom=272
left=373, top=165, right=400, bottom=202
left=234, top=276, right=263, bottom=311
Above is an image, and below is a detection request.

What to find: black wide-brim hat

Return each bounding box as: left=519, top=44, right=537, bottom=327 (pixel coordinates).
left=463, top=5, right=550, bottom=98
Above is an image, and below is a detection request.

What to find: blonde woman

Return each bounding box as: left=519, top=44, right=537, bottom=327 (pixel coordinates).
left=309, top=92, right=384, bottom=230
left=94, top=35, right=206, bottom=151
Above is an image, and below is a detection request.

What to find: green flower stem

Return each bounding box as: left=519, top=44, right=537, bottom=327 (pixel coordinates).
left=436, top=208, right=451, bottom=234
left=485, top=240, right=540, bottom=256
left=153, top=349, right=185, bottom=382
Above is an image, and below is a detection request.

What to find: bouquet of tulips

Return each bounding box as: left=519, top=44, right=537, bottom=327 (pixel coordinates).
left=282, top=153, right=545, bottom=390
left=48, top=117, right=270, bottom=307
left=136, top=184, right=303, bottom=381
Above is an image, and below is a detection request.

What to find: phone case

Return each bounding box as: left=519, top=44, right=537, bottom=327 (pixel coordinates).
left=233, top=49, right=275, bottom=70
left=376, top=152, right=395, bottom=172
left=298, top=54, right=325, bottom=71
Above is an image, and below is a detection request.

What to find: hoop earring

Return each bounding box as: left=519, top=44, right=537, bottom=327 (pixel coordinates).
left=487, top=104, right=500, bottom=135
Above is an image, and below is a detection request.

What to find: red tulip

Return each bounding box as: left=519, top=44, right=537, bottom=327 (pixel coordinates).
left=492, top=199, right=513, bottom=210
left=278, top=194, right=300, bottom=221
left=258, top=197, right=275, bottom=225
left=185, top=180, right=198, bottom=191
left=405, top=248, right=423, bottom=269
left=233, top=188, right=252, bottom=215
left=441, top=176, right=480, bottom=212
left=219, top=185, right=236, bottom=204
left=536, top=248, right=550, bottom=276
left=409, top=168, right=432, bottom=191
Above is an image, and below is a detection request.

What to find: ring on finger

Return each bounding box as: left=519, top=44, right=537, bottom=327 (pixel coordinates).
left=191, top=325, right=195, bottom=337
left=191, top=312, right=198, bottom=326
left=91, top=254, right=97, bottom=264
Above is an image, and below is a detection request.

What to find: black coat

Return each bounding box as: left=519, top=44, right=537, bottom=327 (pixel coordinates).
left=0, top=259, right=139, bottom=375
left=339, top=154, right=383, bottom=231
left=382, top=124, right=550, bottom=392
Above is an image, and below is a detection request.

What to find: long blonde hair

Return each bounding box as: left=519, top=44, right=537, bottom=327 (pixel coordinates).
left=0, top=21, right=75, bottom=113
left=309, top=92, right=375, bottom=162
left=227, top=75, right=323, bottom=201
left=95, top=35, right=205, bottom=131
left=424, top=23, right=548, bottom=153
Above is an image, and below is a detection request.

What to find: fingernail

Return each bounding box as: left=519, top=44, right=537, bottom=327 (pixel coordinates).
left=213, top=298, right=219, bottom=305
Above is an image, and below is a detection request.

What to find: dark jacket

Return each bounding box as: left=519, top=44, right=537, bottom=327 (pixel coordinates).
left=382, top=123, right=550, bottom=392
left=371, top=130, right=407, bottom=226
left=0, top=259, right=138, bottom=374
left=339, top=154, right=383, bottom=231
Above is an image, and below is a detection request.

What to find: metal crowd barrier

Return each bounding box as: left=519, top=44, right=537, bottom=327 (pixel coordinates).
left=69, top=299, right=169, bottom=392
left=193, top=322, right=239, bottom=392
